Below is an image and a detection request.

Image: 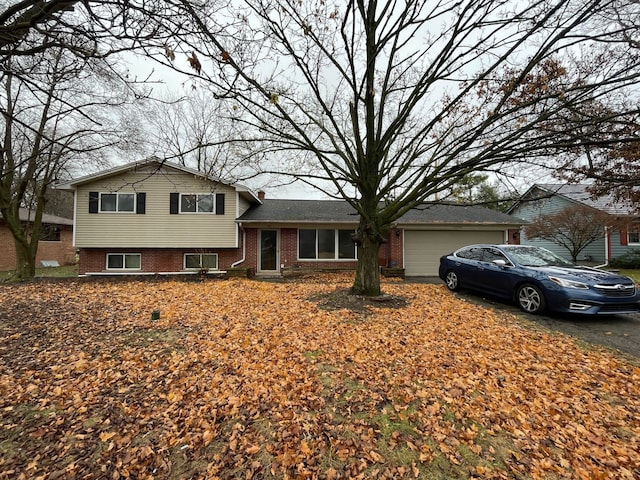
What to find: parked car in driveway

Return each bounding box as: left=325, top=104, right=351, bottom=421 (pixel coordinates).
left=439, top=244, right=640, bottom=315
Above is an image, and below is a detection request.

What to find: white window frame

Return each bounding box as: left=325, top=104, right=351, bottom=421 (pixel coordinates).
left=106, top=253, right=141, bottom=270
left=99, top=192, right=136, bottom=213
left=179, top=193, right=215, bottom=214
left=628, top=228, right=640, bottom=245
left=297, top=229, right=357, bottom=261
left=184, top=253, right=219, bottom=270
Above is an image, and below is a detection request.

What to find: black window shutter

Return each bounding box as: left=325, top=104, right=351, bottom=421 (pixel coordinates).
left=89, top=192, right=99, bottom=213
left=170, top=193, right=179, bottom=214
left=216, top=193, right=225, bottom=215
left=136, top=192, right=146, bottom=214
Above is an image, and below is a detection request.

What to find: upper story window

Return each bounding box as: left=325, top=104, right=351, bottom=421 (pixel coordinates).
left=180, top=194, right=214, bottom=213
left=298, top=229, right=357, bottom=260
left=100, top=192, right=135, bottom=212
left=89, top=192, right=146, bottom=214
left=170, top=192, right=225, bottom=215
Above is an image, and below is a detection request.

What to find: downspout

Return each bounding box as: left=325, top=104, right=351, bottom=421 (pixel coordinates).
left=594, top=226, right=609, bottom=269
left=231, top=223, right=246, bottom=268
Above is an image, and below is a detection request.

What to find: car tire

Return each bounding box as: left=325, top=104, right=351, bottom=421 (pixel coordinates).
left=444, top=270, right=460, bottom=291
left=517, top=284, right=545, bottom=314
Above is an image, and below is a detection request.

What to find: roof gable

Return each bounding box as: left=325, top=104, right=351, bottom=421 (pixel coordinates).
left=513, top=184, right=635, bottom=215
left=55, top=157, right=262, bottom=204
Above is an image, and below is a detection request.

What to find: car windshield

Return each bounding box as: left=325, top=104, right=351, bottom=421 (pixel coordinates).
left=502, top=246, right=573, bottom=267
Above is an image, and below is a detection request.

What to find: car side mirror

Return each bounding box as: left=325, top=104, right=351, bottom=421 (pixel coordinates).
left=493, top=259, right=508, bottom=268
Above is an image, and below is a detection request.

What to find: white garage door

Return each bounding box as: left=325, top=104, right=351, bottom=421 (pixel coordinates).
left=404, top=230, right=505, bottom=276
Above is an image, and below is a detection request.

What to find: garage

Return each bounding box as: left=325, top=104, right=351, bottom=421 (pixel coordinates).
left=404, top=230, right=506, bottom=276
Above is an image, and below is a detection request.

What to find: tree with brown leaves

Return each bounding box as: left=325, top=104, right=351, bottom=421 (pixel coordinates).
left=524, top=204, right=621, bottom=263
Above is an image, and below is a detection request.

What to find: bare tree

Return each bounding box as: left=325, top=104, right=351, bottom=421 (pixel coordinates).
left=524, top=204, right=621, bottom=263
left=135, top=0, right=639, bottom=295
left=142, top=89, right=268, bottom=183
left=0, top=43, right=137, bottom=280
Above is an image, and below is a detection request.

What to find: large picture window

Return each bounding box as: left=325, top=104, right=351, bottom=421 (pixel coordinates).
left=106, top=253, right=141, bottom=270
left=298, top=229, right=356, bottom=260
left=100, top=193, right=135, bottom=212
left=184, top=253, right=218, bottom=270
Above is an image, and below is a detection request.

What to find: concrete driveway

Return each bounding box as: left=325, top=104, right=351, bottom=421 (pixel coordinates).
left=408, top=277, right=640, bottom=360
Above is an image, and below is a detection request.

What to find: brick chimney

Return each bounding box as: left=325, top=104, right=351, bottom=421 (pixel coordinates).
left=257, top=190, right=265, bottom=201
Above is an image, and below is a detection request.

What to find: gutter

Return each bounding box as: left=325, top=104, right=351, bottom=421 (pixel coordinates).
left=594, top=226, right=609, bottom=269
left=231, top=223, right=246, bottom=268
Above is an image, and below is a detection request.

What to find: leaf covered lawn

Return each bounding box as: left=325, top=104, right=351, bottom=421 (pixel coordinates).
left=0, top=275, right=639, bottom=479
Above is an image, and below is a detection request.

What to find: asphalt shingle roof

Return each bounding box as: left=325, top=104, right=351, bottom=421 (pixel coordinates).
left=238, top=199, right=523, bottom=225
left=534, top=184, right=635, bottom=215
left=0, top=208, right=73, bottom=226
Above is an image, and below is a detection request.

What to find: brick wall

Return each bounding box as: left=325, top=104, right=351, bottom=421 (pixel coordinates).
left=77, top=226, right=407, bottom=275
left=0, top=224, right=75, bottom=271
left=388, top=227, right=403, bottom=267
left=240, top=227, right=404, bottom=273
left=37, top=227, right=76, bottom=266
left=79, top=246, right=245, bottom=274
left=0, top=225, right=16, bottom=271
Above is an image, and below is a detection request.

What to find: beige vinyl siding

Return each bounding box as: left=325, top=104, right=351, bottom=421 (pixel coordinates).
left=75, top=167, right=238, bottom=248
left=238, top=195, right=252, bottom=216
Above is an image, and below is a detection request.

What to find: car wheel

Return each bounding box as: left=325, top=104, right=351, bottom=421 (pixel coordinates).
left=444, top=270, right=460, bottom=291
left=517, top=284, right=545, bottom=314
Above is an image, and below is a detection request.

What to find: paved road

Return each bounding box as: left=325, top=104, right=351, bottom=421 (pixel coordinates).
left=409, top=277, right=640, bottom=360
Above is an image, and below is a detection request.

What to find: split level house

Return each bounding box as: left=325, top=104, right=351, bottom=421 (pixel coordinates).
left=509, top=184, right=639, bottom=265
left=56, top=158, right=524, bottom=277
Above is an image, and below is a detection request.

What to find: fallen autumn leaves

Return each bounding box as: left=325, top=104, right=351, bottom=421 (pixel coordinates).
left=0, top=275, right=638, bottom=479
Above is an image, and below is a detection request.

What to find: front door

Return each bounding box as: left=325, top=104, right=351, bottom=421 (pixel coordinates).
left=259, top=229, right=279, bottom=272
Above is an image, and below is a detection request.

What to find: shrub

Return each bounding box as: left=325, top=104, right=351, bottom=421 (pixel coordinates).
left=609, top=249, right=640, bottom=269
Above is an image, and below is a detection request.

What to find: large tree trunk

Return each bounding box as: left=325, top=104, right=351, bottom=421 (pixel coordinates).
left=351, top=218, right=383, bottom=296
left=13, top=235, right=36, bottom=281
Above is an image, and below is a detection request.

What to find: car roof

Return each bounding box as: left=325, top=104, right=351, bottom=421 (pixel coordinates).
left=457, top=244, right=537, bottom=249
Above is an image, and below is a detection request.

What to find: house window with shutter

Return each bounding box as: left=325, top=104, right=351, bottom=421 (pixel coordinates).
left=89, top=192, right=146, bottom=214
left=170, top=192, right=225, bottom=215
left=628, top=226, right=640, bottom=244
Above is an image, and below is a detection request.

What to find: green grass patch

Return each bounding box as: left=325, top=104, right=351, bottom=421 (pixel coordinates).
left=0, top=264, right=78, bottom=281
left=616, top=269, right=640, bottom=283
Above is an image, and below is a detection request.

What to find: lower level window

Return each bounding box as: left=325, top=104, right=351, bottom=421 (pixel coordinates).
left=106, top=253, right=141, bottom=270
left=184, top=253, right=218, bottom=270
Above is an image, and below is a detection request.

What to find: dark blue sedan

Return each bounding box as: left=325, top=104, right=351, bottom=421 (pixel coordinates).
left=438, top=244, right=640, bottom=315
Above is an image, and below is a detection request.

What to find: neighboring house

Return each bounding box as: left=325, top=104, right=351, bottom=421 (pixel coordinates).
left=0, top=208, right=75, bottom=271
left=57, top=157, right=524, bottom=277
left=508, top=184, right=637, bottom=264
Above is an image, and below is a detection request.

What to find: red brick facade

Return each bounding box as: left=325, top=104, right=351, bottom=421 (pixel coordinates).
left=77, top=226, right=403, bottom=276
left=237, top=227, right=397, bottom=274
left=79, top=247, right=246, bottom=274
left=0, top=224, right=75, bottom=271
